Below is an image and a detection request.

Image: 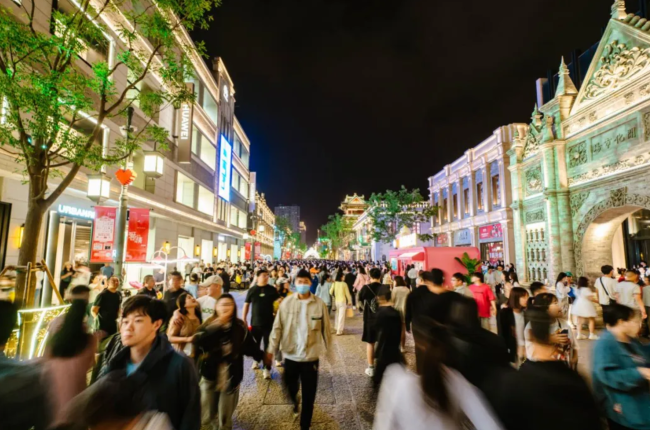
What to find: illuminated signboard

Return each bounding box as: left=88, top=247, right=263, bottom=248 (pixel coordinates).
left=218, top=135, right=232, bottom=202
left=58, top=204, right=95, bottom=220
left=176, top=83, right=194, bottom=164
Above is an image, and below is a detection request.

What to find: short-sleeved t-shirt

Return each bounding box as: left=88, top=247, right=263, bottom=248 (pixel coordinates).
left=94, top=289, right=122, bottom=335
left=469, top=283, right=496, bottom=318
left=197, top=295, right=217, bottom=322
left=245, top=285, right=280, bottom=327
left=617, top=281, right=641, bottom=309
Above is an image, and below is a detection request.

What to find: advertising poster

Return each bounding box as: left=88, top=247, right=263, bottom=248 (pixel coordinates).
left=218, top=135, right=232, bottom=201
left=254, top=242, right=261, bottom=259
left=479, top=223, right=503, bottom=241
left=125, top=208, right=150, bottom=262
left=244, top=242, right=251, bottom=260
left=90, top=207, right=117, bottom=262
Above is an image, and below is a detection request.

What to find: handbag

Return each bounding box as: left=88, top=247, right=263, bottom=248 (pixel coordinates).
left=346, top=307, right=354, bottom=318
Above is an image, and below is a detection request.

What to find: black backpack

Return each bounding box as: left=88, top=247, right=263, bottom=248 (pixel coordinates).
left=365, top=284, right=379, bottom=313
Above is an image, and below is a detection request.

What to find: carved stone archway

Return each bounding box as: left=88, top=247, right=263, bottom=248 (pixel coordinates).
left=574, top=188, right=650, bottom=277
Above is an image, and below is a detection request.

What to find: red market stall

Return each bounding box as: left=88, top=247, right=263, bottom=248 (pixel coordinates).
left=389, top=246, right=480, bottom=289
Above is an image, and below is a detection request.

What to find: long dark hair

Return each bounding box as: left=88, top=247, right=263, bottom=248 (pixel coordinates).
left=50, top=299, right=91, bottom=358
left=201, top=293, right=238, bottom=327
left=177, top=293, right=202, bottom=323
left=555, top=272, right=567, bottom=284
left=415, top=321, right=451, bottom=414
left=394, top=276, right=407, bottom=287
left=508, top=287, right=529, bottom=311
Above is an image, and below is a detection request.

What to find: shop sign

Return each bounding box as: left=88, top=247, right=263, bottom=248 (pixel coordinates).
left=479, top=223, right=503, bottom=241
left=58, top=204, right=94, bottom=220
left=486, top=242, right=504, bottom=265
left=176, top=82, right=194, bottom=164
left=244, top=242, right=251, bottom=260
left=436, top=234, right=448, bottom=245
left=90, top=207, right=116, bottom=263
left=125, top=208, right=150, bottom=263
left=397, top=233, right=417, bottom=249
left=217, top=135, right=232, bottom=202
left=454, top=229, right=472, bottom=246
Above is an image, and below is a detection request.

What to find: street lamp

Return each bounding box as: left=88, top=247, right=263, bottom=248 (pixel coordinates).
left=143, top=150, right=165, bottom=178
left=86, top=173, right=111, bottom=203
left=258, top=225, right=265, bottom=233
left=194, top=244, right=201, bottom=256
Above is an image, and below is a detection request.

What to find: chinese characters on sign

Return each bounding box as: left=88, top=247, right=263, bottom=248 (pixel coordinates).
left=90, top=207, right=116, bottom=263
left=218, top=135, right=232, bottom=202
left=125, top=209, right=150, bottom=263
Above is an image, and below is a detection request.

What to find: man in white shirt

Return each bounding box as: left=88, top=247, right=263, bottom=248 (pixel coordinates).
left=196, top=275, right=223, bottom=322
left=594, top=265, right=618, bottom=307
left=407, top=266, right=418, bottom=288
left=484, top=267, right=497, bottom=290
left=267, top=269, right=331, bottom=429
left=617, top=270, right=647, bottom=320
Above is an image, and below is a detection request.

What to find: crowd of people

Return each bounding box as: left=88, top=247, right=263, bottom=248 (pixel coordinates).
left=1, top=258, right=650, bottom=430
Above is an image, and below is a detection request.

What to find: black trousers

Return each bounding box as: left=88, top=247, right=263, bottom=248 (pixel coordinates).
left=251, top=326, right=272, bottom=369
left=347, top=284, right=356, bottom=306
left=284, top=359, right=319, bottom=430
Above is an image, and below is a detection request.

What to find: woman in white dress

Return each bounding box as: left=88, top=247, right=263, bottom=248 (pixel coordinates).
left=571, top=276, right=599, bottom=340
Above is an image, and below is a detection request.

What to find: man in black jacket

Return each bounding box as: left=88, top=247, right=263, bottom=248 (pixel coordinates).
left=217, top=267, right=231, bottom=294
left=106, top=295, right=200, bottom=430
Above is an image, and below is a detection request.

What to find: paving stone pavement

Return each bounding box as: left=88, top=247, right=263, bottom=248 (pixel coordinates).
left=227, top=291, right=597, bottom=429
left=228, top=291, right=417, bottom=430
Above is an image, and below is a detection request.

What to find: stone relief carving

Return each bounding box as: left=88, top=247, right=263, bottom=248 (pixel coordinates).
left=570, top=191, right=590, bottom=217
left=525, top=209, right=545, bottom=224
left=525, top=166, right=543, bottom=195
left=568, top=142, right=587, bottom=168
left=625, top=92, right=635, bottom=104
left=642, top=84, right=650, bottom=97
left=568, top=151, right=650, bottom=186
left=573, top=188, right=650, bottom=276
left=541, top=115, right=555, bottom=143
left=523, top=106, right=544, bottom=159
left=644, top=112, right=650, bottom=141
left=583, top=40, right=650, bottom=101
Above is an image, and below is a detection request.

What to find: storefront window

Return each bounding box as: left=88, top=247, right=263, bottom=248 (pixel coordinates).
left=191, top=126, right=200, bottom=154
left=453, top=194, right=458, bottom=219
left=492, top=175, right=500, bottom=206
left=239, top=146, right=250, bottom=169
left=202, top=91, right=218, bottom=125
left=176, top=172, right=195, bottom=208
left=197, top=185, right=214, bottom=216
left=230, top=205, right=238, bottom=225
left=217, top=198, right=228, bottom=221
left=477, top=182, right=484, bottom=211
left=463, top=188, right=470, bottom=215
left=238, top=209, right=247, bottom=229
left=238, top=176, right=249, bottom=197
left=442, top=198, right=448, bottom=222
left=200, top=138, right=216, bottom=170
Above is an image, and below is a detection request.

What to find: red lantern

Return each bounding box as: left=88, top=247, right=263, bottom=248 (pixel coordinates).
left=249, top=229, right=256, bottom=236
left=115, top=168, right=137, bottom=186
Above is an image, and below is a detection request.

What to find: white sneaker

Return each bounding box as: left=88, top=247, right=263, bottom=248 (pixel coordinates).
left=275, top=361, right=283, bottom=367
left=364, top=367, right=374, bottom=377
left=589, top=334, right=600, bottom=340
left=576, top=334, right=587, bottom=340
left=263, top=369, right=271, bottom=380
left=251, top=362, right=260, bottom=370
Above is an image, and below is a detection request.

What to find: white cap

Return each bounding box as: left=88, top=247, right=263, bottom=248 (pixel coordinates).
left=200, top=274, right=223, bottom=288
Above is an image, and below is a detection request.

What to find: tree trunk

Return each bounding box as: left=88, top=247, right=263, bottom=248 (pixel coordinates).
left=15, top=181, right=47, bottom=308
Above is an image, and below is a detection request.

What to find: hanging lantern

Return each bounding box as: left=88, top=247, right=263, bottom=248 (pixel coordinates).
left=194, top=244, right=201, bottom=256
left=87, top=173, right=111, bottom=203
left=143, top=151, right=165, bottom=178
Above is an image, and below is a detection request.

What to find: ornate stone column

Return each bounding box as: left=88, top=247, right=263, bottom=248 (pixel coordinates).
left=542, top=144, right=562, bottom=282
left=507, top=130, right=528, bottom=282
left=469, top=171, right=477, bottom=217
left=483, top=165, right=492, bottom=213
left=459, top=177, right=466, bottom=220
left=447, top=183, right=453, bottom=225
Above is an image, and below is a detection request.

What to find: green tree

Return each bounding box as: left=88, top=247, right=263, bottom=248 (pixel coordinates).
left=321, top=213, right=353, bottom=258
left=0, top=0, right=221, bottom=303
left=454, top=252, right=481, bottom=283
left=367, top=186, right=438, bottom=244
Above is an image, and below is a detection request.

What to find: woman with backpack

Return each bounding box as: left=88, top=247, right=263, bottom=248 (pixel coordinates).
left=193, top=294, right=269, bottom=430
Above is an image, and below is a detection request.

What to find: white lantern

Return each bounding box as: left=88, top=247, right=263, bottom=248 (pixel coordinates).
left=143, top=151, right=164, bottom=178
left=258, top=225, right=266, bottom=232
left=87, top=173, right=111, bottom=203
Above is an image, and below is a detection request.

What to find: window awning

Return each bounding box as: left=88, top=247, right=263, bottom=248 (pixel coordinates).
left=398, top=251, right=424, bottom=261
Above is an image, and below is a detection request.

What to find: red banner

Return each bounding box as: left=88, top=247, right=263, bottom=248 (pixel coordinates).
left=90, top=207, right=117, bottom=263
left=479, top=223, right=503, bottom=240
left=125, top=208, right=150, bottom=262
left=254, top=242, right=261, bottom=259
left=244, top=242, right=251, bottom=260
left=436, top=234, right=448, bottom=245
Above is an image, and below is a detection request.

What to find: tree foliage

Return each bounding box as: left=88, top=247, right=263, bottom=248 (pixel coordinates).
left=367, top=186, right=437, bottom=243
left=0, top=0, right=220, bottom=303
left=320, top=213, right=353, bottom=257
left=454, top=252, right=481, bottom=283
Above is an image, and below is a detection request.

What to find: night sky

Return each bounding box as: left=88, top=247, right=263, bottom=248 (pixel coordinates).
left=193, top=0, right=626, bottom=243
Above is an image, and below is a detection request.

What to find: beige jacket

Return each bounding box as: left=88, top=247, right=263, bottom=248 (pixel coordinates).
left=268, top=293, right=332, bottom=361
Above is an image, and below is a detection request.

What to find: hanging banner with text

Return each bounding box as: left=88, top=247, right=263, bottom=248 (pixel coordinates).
left=90, top=207, right=117, bottom=263
left=176, top=82, right=195, bottom=164
left=244, top=242, right=251, bottom=260
left=254, top=242, right=261, bottom=259
left=125, top=208, right=150, bottom=263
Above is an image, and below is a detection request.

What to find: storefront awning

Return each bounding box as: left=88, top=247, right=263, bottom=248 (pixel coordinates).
left=398, top=251, right=424, bottom=261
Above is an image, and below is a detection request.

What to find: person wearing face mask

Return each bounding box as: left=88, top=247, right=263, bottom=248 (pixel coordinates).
left=267, top=269, right=332, bottom=430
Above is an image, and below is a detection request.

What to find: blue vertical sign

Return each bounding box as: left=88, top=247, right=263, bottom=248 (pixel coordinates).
left=218, top=135, right=232, bottom=202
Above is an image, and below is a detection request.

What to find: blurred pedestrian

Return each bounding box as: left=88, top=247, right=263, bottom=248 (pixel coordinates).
left=168, top=293, right=202, bottom=357
left=572, top=276, right=599, bottom=340
left=359, top=268, right=383, bottom=377
left=497, top=287, right=529, bottom=365
left=315, top=272, right=333, bottom=315
left=391, top=275, right=410, bottom=351
left=469, top=272, right=497, bottom=331
left=373, top=285, right=403, bottom=388
left=330, top=271, right=352, bottom=335
left=91, top=276, right=122, bottom=339
left=593, top=304, right=650, bottom=430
